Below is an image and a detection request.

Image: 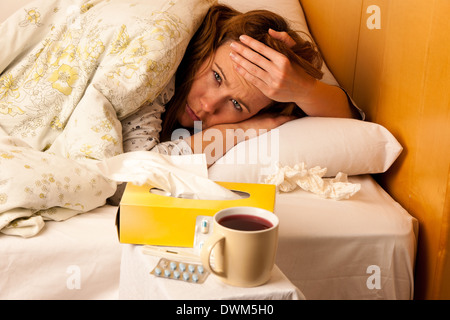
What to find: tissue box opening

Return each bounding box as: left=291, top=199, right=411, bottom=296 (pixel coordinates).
left=116, top=181, right=276, bottom=247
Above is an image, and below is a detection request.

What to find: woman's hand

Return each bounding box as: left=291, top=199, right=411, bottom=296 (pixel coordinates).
left=229, top=29, right=317, bottom=106
left=267, top=28, right=296, bottom=48
left=229, top=29, right=355, bottom=119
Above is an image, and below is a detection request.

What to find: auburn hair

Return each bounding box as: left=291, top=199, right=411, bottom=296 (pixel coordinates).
left=160, top=4, right=323, bottom=141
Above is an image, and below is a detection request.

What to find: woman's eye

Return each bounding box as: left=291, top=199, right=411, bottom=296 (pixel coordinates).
left=213, top=71, right=222, bottom=84
left=231, top=99, right=242, bottom=112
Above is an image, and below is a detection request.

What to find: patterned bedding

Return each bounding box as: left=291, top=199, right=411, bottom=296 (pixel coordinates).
left=0, top=0, right=211, bottom=237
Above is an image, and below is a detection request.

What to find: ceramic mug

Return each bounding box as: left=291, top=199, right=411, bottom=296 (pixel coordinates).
left=200, top=206, right=279, bottom=287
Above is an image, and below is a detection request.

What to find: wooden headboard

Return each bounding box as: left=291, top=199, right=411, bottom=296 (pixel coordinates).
left=299, top=0, right=450, bottom=299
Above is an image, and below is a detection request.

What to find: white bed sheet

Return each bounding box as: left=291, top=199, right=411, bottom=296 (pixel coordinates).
left=274, top=175, right=418, bottom=300
left=0, top=205, right=122, bottom=300
left=0, top=175, right=417, bottom=300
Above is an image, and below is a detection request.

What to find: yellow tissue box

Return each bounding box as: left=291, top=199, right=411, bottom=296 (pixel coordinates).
left=116, top=181, right=276, bottom=247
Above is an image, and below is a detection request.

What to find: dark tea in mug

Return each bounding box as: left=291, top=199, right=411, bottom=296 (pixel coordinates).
left=218, top=214, right=273, bottom=231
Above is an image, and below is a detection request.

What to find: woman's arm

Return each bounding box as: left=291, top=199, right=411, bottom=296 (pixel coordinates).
left=294, top=78, right=356, bottom=118
left=184, top=113, right=294, bottom=166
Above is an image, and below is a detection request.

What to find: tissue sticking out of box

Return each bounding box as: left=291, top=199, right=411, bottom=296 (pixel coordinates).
left=96, top=151, right=241, bottom=200
left=264, top=162, right=361, bottom=200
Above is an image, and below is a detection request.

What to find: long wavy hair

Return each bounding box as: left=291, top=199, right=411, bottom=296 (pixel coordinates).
left=160, top=4, right=324, bottom=141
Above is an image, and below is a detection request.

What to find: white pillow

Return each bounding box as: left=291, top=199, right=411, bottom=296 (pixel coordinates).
left=208, top=117, right=403, bottom=183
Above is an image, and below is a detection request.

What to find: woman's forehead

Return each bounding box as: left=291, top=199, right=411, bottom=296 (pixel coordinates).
left=213, top=44, right=271, bottom=113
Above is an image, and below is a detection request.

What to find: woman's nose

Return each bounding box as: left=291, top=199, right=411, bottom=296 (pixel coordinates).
left=201, top=94, right=222, bottom=114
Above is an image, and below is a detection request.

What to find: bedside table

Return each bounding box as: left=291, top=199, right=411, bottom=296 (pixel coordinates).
left=119, top=244, right=305, bottom=300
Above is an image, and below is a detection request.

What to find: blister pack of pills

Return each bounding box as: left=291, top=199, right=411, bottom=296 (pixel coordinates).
left=150, top=258, right=209, bottom=284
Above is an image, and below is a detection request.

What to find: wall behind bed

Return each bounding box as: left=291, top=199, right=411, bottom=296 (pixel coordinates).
left=300, top=0, right=450, bottom=300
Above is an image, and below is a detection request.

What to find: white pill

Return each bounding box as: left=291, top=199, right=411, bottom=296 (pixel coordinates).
left=197, top=265, right=204, bottom=274
left=201, top=219, right=209, bottom=234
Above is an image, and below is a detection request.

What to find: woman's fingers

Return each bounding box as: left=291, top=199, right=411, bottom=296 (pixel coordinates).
left=229, top=31, right=296, bottom=75
left=237, top=34, right=285, bottom=65
left=268, top=29, right=296, bottom=48
left=229, top=33, right=309, bottom=104
left=229, top=40, right=270, bottom=73
left=229, top=35, right=287, bottom=88
left=229, top=50, right=265, bottom=85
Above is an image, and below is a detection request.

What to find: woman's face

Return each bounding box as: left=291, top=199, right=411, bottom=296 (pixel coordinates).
left=177, top=43, right=272, bottom=129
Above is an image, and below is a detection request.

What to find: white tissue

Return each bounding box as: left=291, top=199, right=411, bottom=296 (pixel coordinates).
left=264, top=163, right=361, bottom=200
left=96, top=151, right=241, bottom=200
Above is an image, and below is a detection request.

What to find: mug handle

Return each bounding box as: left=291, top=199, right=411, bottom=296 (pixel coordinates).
left=200, top=233, right=225, bottom=277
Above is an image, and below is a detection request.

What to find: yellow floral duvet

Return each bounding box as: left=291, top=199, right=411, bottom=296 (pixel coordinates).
left=0, top=0, right=212, bottom=237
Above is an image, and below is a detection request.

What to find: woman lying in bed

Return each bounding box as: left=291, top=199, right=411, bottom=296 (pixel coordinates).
left=110, top=4, right=360, bottom=204
left=124, top=5, right=360, bottom=157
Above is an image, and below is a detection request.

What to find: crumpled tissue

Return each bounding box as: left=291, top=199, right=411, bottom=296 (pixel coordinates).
left=96, top=151, right=241, bottom=200
left=264, top=163, right=361, bottom=200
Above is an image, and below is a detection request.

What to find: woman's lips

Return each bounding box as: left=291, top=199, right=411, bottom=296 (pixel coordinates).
left=185, top=103, right=201, bottom=122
